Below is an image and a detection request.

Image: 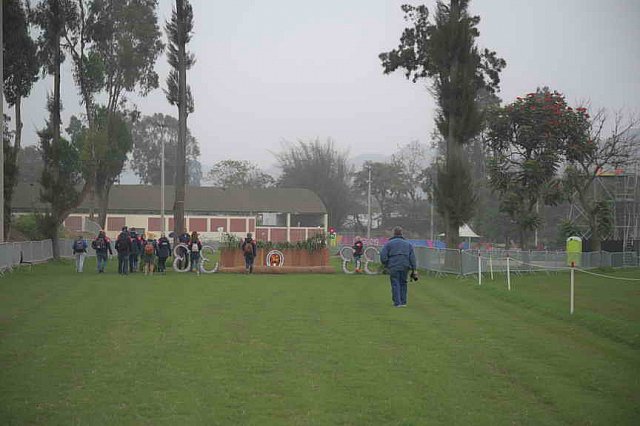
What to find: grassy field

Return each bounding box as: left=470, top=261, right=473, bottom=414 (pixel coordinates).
left=0, top=259, right=639, bottom=425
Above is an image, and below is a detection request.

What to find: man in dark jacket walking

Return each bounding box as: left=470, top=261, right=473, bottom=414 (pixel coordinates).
left=156, top=233, right=171, bottom=273
left=241, top=233, right=257, bottom=273
left=115, top=231, right=132, bottom=275
left=91, top=230, right=113, bottom=273
left=380, top=227, right=417, bottom=307
left=129, top=228, right=142, bottom=273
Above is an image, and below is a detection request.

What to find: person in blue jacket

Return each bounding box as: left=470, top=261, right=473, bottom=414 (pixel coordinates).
left=379, top=226, right=417, bottom=308
left=72, top=235, right=88, bottom=272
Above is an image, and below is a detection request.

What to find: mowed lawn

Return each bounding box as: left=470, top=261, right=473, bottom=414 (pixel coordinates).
left=0, top=260, right=639, bottom=425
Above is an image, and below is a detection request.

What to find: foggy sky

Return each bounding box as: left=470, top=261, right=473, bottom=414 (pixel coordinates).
left=8, top=0, right=640, bottom=171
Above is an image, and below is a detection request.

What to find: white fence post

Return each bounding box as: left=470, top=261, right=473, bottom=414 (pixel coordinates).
left=478, top=252, right=482, bottom=286
left=506, top=255, right=511, bottom=291
left=570, top=262, right=575, bottom=315
left=489, top=253, right=494, bottom=281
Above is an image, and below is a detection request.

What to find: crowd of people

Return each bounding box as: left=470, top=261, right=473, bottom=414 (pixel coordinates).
left=72, top=228, right=261, bottom=276
left=71, top=227, right=204, bottom=276
left=72, top=225, right=416, bottom=309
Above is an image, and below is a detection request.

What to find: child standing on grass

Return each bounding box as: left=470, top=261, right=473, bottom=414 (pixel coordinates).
left=189, top=231, right=203, bottom=275
left=352, top=236, right=364, bottom=273
left=142, top=237, right=156, bottom=275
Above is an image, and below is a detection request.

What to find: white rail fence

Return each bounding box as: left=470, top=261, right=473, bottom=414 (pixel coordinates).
left=340, top=245, right=640, bottom=276
left=415, top=248, right=640, bottom=275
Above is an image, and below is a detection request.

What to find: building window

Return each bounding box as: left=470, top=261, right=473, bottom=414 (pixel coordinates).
left=107, top=217, right=126, bottom=231
left=229, top=218, right=247, bottom=233
left=189, top=218, right=207, bottom=232
left=210, top=218, right=226, bottom=232
left=64, top=216, right=83, bottom=232
left=148, top=217, right=163, bottom=232
left=257, top=213, right=286, bottom=227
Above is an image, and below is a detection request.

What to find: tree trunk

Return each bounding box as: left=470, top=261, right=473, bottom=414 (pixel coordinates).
left=443, top=146, right=462, bottom=272
left=444, top=149, right=461, bottom=251
left=519, top=227, right=527, bottom=250
left=589, top=217, right=602, bottom=252
left=4, top=99, right=24, bottom=237
left=96, top=183, right=111, bottom=230
left=173, top=0, right=187, bottom=240
left=51, top=233, right=60, bottom=260
left=51, top=16, right=62, bottom=260
left=53, top=30, right=61, bottom=155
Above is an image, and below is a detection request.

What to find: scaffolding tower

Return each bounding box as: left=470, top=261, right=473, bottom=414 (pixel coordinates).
left=568, top=162, right=640, bottom=251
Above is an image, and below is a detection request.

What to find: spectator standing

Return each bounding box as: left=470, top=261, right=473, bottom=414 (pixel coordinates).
left=352, top=236, right=364, bottom=273
left=72, top=235, right=88, bottom=273
left=241, top=233, right=257, bottom=274
left=379, top=227, right=417, bottom=308
left=115, top=230, right=132, bottom=275
left=156, top=233, right=171, bottom=274
left=91, top=230, right=113, bottom=273
left=129, top=228, right=142, bottom=273
left=178, top=231, right=191, bottom=270
left=189, top=231, right=203, bottom=275
left=138, top=233, right=148, bottom=272
left=142, top=237, right=156, bottom=275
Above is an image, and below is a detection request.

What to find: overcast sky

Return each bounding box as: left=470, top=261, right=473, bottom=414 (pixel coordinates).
left=9, top=0, right=640, bottom=171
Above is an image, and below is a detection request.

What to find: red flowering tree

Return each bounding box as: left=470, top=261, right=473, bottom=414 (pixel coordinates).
left=486, top=89, right=590, bottom=249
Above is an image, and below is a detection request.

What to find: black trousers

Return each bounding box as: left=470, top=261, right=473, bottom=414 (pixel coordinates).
left=158, top=256, right=168, bottom=272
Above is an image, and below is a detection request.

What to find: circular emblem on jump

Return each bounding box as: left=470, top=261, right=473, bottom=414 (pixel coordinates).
left=265, top=250, right=285, bottom=267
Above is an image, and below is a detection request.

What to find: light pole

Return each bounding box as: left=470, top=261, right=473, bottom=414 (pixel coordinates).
left=367, top=165, right=372, bottom=240
left=161, top=137, right=166, bottom=235
left=1, top=3, right=4, bottom=242
left=430, top=189, right=434, bottom=242
left=534, top=200, right=539, bottom=248
left=159, top=122, right=166, bottom=235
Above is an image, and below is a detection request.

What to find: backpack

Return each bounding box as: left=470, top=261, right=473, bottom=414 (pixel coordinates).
left=73, top=240, right=85, bottom=252
left=243, top=240, right=254, bottom=255
left=144, top=242, right=154, bottom=255
left=94, top=238, right=106, bottom=251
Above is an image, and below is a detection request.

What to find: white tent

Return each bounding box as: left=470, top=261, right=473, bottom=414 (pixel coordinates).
left=439, top=224, right=481, bottom=238
left=439, top=224, right=481, bottom=246
left=459, top=224, right=480, bottom=239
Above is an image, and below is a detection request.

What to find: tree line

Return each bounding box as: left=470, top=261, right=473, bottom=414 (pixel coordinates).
left=3, top=0, right=194, bottom=257
left=4, top=0, right=638, bottom=255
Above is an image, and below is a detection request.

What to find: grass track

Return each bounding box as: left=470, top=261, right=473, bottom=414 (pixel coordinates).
left=0, top=259, right=638, bottom=425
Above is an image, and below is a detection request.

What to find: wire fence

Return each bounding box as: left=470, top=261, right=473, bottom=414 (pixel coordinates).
left=421, top=248, right=640, bottom=275
left=339, top=245, right=640, bottom=276
left=3, top=240, right=639, bottom=277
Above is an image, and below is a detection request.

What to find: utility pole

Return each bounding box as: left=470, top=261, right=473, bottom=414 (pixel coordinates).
left=367, top=165, right=372, bottom=240
left=0, top=1, right=4, bottom=242
left=534, top=200, right=539, bottom=248
left=161, top=126, right=166, bottom=235
left=430, top=190, right=434, bottom=242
